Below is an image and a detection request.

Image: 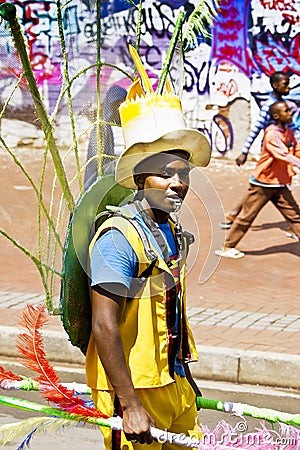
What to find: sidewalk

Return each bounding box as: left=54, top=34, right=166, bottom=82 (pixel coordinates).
left=0, top=159, right=299, bottom=391
left=0, top=291, right=299, bottom=390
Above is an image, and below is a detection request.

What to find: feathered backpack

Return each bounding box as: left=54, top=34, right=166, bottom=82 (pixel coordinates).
left=59, top=175, right=133, bottom=355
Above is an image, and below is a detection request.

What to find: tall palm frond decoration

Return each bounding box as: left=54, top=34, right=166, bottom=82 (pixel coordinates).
left=0, top=1, right=135, bottom=312
left=0, top=0, right=220, bottom=314
left=182, top=0, right=219, bottom=51
left=157, top=0, right=219, bottom=94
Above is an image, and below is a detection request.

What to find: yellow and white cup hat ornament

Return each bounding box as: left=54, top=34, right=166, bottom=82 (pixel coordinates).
left=115, top=44, right=211, bottom=189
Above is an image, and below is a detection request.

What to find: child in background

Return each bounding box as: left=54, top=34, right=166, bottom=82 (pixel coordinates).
left=216, top=101, right=300, bottom=259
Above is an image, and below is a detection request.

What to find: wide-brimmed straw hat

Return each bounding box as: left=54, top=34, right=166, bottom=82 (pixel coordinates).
left=115, top=46, right=211, bottom=189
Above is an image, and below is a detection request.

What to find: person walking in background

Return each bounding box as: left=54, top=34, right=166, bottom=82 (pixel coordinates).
left=215, top=101, right=300, bottom=259
left=237, top=72, right=299, bottom=166
left=221, top=72, right=299, bottom=240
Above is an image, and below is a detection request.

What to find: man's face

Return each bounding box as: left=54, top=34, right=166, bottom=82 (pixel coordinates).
left=136, top=151, right=191, bottom=214
left=274, top=76, right=290, bottom=96
left=276, top=103, right=293, bottom=124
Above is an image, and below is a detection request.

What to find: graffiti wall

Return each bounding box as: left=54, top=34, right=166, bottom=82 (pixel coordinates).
left=0, top=0, right=299, bottom=155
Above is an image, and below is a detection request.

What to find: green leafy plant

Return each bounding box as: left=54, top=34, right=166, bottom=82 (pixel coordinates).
left=0, top=0, right=219, bottom=313
left=182, top=0, right=219, bottom=50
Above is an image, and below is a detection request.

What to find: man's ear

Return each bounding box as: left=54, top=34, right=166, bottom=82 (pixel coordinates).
left=134, top=173, right=146, bottom=189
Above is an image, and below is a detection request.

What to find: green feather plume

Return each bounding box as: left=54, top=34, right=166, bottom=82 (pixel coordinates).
left=182, top=0, right=219, bottom=50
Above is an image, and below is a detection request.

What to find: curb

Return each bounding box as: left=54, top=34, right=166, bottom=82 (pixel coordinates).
left=192, top=345, right=300, bottom=390
left=0, top=325, right=299, bottom=390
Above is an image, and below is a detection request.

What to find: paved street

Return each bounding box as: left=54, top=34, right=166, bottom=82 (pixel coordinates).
left=0, top=381, right=299, bottom=449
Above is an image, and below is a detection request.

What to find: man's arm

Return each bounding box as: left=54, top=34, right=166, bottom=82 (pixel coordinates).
left=91, top=284, right=155, bottom=444
left=293, top=138, right=300, bottom=160
left=266, top=129, right=300, bottom=169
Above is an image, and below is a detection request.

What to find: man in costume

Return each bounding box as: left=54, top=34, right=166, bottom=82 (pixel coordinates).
left=85, top=62, right=211, bottom=448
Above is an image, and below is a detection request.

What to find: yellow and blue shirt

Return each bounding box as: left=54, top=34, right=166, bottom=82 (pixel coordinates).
left=85, top=206, right=198, bottom=391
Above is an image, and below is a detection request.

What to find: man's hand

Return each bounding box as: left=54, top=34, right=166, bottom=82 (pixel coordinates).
left=122, top=403, right=155, bottom=445
left=235, top=153, right=248, bottom=166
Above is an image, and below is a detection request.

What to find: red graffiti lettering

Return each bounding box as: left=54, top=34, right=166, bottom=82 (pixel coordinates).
left=221, top=19, right=244, bottom=32
left=217, top=79, right=239, bottom=98
left=219, top=6, right=239, bottom=19
left=253, top=33, right=300, bottom=76
left=218, top=0, right=231, bottom=7
left=282, top=13, right=300, bottom=25
left=218, top=32, right=239, bottom=42
left=219, top=43, right=243, bottom=59
left=259, top=0, right=296, bottom=12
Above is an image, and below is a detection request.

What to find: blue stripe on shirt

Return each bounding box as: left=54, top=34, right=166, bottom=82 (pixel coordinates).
left=242, top=94, right=277, bottom=154
left=249, top=174, right=285, bottom=188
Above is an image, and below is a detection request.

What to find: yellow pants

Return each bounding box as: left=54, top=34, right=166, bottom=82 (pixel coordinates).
left=92, top=374, right=201, bottom=450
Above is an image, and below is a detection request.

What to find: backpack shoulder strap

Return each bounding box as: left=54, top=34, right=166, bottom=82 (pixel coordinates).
left=89, top=206, right=159, bottom=299
left=90, top=205, right=158, bottom=264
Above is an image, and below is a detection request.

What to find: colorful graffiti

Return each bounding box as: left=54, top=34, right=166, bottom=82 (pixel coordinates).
left=0, top=0, right=299, bottom=154
left=212, top=0, right=253, bottom=76
left=249, top=0, right=300, bottom=77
